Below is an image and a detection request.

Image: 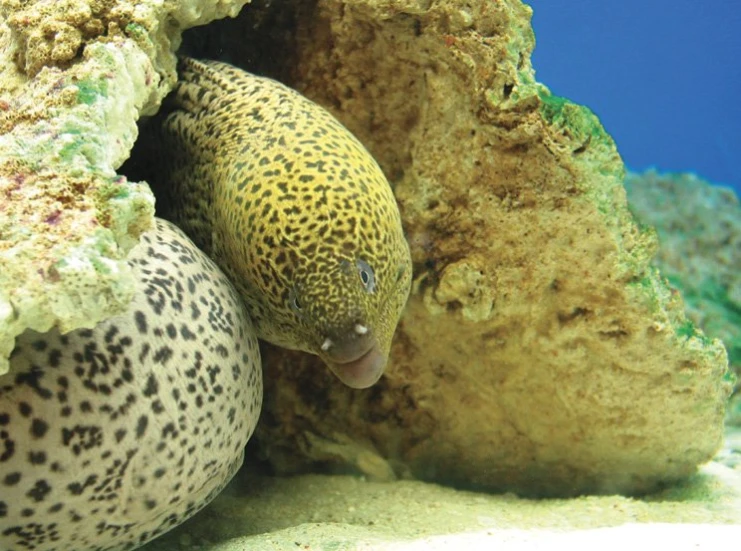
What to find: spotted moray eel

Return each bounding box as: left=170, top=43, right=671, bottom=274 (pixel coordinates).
left=0, top=219, right=262, bottom=550
left=0, top=58, right=412, bottom=550
left=150, top=57, right=412, bottom=389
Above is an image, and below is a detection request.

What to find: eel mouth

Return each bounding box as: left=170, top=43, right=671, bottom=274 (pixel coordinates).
left=325, top=342, right=386, bottom=389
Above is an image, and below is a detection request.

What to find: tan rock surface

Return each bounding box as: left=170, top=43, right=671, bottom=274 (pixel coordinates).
left=177, top=0, right=732, bottom=496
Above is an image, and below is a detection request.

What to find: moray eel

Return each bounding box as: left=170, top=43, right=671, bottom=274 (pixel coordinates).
left=145, top=57, right=412, bottom=388
left=0, top=219, right=262, bottom=551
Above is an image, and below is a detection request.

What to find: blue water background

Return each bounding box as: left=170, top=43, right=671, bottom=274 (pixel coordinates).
left=526, top=1, right=741, bottom=194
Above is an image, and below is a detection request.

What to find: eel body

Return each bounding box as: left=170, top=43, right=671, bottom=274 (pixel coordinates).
left=0, top=219, right=262, bottom=551
left=149, top=57, right=413, bottom=388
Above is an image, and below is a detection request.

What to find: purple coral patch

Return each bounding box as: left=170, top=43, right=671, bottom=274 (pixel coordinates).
left=45, top=210, right=62, bottom=225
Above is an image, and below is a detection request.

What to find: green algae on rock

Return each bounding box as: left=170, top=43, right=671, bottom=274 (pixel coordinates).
left=178, top=0, right=733, bottom=496
left=0, top=39, right=156, bottom=376
left=625, top=170, right=741, bottom=423
left=0, top=0, right=253, bottom=375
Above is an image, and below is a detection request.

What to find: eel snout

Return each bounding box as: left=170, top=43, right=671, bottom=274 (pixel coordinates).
left=321, top=326, right=385, bottom=389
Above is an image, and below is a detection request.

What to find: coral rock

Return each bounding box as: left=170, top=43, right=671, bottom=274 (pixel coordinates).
left=194, top=0, right=732, bottom=496
left=0, top=0, right=252, bottom=374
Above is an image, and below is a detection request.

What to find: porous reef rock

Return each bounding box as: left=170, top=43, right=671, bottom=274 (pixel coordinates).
left=175, top=0, right=732, bottom=496
left=625, top=170, right=741, bottom=423
left=0, top=0, right=253, bottom=375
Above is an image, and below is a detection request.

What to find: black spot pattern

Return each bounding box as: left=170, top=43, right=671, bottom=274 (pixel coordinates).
left=144, top=57, right=412, bottom=365
left=0, top=219, right=262, bottom=551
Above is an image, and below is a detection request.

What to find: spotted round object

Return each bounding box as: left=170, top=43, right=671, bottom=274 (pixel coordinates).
left=0, top=219, right=262, bottom=551
left=147, top=57, right=413, bottom=389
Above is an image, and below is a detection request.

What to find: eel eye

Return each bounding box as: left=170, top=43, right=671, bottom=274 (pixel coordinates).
left=289, top=287, right=302, bottom=313
left=357, top=259, right=375, bottom=294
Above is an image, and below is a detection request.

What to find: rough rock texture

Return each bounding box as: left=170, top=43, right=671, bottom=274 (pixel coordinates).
left=0, top=0, right=251, bottom=375
left=625, top=170, right=741, bottom=423
left=175, top=0, right=732, bottom=496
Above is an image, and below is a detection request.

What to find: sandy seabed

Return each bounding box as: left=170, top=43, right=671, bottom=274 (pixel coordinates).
left=140, top=428, right=741, bottom=551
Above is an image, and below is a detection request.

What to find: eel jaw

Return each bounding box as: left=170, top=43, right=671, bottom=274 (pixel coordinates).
left=320, top=326, right=386, bottom=389
left=325, top=343, right=386, bottom=389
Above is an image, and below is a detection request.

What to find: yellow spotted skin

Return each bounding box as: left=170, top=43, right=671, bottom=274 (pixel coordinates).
left=148, top=57, right=412, bottom=381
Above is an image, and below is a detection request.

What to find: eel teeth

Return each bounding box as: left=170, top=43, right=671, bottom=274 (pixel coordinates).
left=354, top=324, right=368, bottom=335
left=321, top=338, right=333, bottom=351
